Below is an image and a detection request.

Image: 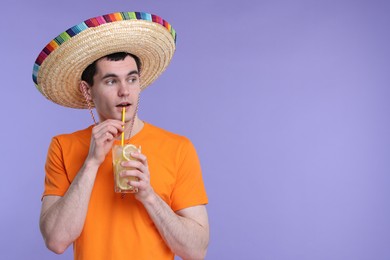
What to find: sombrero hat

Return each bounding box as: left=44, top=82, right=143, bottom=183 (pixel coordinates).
left=32, top=11, right=177, bottom=109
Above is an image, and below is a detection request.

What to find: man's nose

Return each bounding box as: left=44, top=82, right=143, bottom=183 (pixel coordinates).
left=118, top=82, right=130, bottom=96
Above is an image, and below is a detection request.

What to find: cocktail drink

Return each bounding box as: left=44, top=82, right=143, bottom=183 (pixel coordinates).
left=112, top=144, right=141, bottom=193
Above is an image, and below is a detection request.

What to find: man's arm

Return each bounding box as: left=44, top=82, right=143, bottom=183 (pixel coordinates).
left=40, top=161, right=99, bottom=254
left=143, top=196, right=209, bottom=259
left=40, top=120, right=123, bottom=254
left=124, top=152, right=209, bottom=259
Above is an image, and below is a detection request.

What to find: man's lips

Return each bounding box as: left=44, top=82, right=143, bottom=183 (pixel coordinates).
left=116, top=102, right=131, bottom=108
left=116, top=103, right=131, bottom=113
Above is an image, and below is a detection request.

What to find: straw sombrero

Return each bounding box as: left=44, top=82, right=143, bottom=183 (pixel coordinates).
left=32, top=11, right=177, bottom=109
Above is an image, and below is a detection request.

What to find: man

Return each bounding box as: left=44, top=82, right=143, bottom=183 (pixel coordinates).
left=33, top=12, right=209, bottom=260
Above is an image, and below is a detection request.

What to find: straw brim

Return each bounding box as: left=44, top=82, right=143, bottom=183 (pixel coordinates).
left=35, top=17, right=176, bottom=109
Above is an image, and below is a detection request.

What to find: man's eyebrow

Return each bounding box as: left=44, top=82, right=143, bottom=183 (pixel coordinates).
left=127, top=70, right=139, bottom=76
left=101, top=70, right=139, bottom=80
left=101, top=73, right=118, bottom=80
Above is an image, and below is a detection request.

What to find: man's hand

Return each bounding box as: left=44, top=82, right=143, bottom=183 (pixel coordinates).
left=87, top=119, right=124, bottom=166
left=120, top=151, right=154, bottom=202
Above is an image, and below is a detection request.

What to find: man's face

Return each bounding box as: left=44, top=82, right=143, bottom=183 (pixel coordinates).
left=87, top=55, right=141, bottom=122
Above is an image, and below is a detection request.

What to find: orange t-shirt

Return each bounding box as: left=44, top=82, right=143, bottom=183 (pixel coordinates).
left=43, top=122, right=208, bottom=260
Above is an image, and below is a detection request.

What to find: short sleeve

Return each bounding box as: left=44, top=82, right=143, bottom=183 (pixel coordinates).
left=170, top=138, right=208, bottom=211
left=43, top=137, right=70, bottom=198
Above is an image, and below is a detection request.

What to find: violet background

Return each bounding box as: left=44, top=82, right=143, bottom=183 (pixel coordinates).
left=1, top=0, right=389, bottom=259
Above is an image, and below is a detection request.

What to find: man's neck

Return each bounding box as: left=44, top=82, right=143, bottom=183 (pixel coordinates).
left=124, top=116, right=144, bottom=139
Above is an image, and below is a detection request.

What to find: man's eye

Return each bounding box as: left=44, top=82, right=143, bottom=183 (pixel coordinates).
left=128, top=76, right=139, bottom=84
left=106, top=79, right=116, bottom=85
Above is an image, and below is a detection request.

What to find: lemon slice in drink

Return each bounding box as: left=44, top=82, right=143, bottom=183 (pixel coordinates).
left=122, top=144, right=139, bottom=161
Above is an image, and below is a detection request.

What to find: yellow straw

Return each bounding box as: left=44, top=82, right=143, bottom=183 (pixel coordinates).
left=121, top=107, right=125, bottom=146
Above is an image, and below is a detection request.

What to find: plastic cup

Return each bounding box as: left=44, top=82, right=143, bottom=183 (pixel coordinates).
left=112, top=144, right=141, bottom=193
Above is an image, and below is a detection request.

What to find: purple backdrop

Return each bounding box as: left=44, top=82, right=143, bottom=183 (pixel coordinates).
left=1, top=0, right=389, bottom=259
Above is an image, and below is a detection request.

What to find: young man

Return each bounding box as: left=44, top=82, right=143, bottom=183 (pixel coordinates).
left=33, top=12, right=209, bottom=260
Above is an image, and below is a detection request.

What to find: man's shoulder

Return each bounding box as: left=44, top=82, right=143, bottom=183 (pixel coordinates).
left=144, top=122, right=189, bottom=143
left=144, top=122, right=192, bottom=146
left=52, top=125, right=93, bottom=144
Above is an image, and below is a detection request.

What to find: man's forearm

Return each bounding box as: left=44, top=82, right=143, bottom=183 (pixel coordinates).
left=40, top=161, right=99, bottom=254
left=142, top=193, right=209, bottom=259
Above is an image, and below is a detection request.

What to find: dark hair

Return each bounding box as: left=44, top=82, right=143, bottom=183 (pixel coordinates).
left=81, top=52, right=142, bottom=86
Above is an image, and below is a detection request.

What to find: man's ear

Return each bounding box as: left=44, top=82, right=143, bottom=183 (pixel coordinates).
left=80, top=81, right=92, bottom=101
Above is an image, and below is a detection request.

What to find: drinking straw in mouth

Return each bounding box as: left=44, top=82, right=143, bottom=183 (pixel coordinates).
left=121, top=107, right=125, bottom=146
